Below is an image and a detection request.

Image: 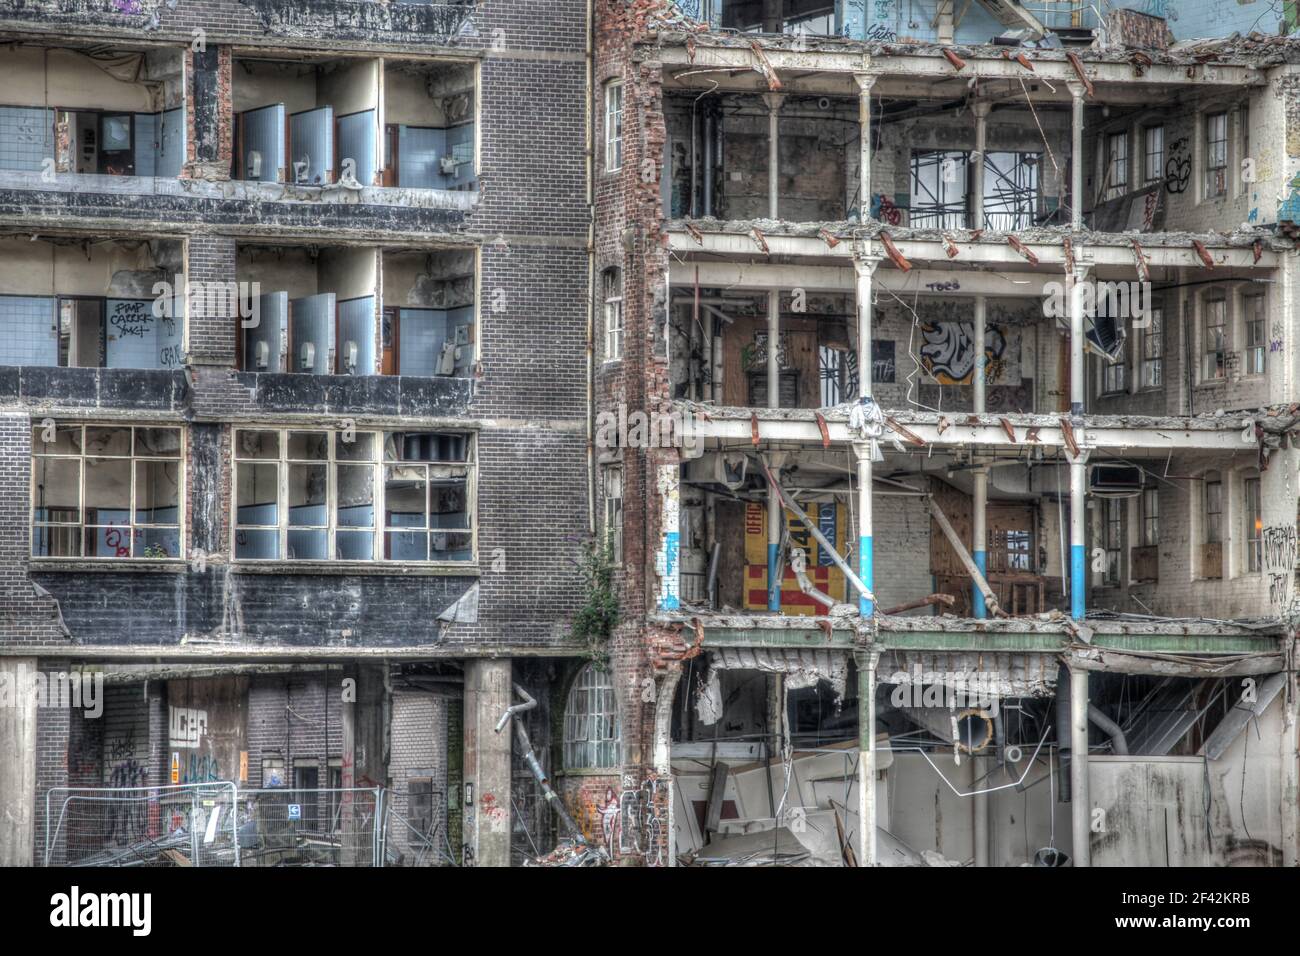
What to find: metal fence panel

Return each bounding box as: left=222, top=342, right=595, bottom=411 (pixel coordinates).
left=44, top=783, right=240, bottom=867
left=233, top=788, right=384, bottom=867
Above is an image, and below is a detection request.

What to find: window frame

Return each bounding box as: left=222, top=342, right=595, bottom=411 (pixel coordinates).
left=1104, top=130, right=1129, bottom=199
left=1103, top=497, right=1123, bottom=586
left=562, top=663, right=621, bottom=771
left=1140, top=305, right=1163, bottom=389
left=1204, top=111, right=1228, bottom=199
left=910, top=149, right=970, bottom=229
left=231, top=427, right=477, bottom=565
left=1244, top=475, right=1262, bottom=573
left=1202, top=295, right=1227, bottom=382
left=604, top=80, right=623, bottom=173
left=602, top=464, right=624, bottom=567
left=1205, top=473, right=1223, bottom=545
left=1143, top=124, right=1165, bottom=185
left=1243, top=293, right=1266, bottom=377
left=602, top=268, right=624, bottom=362
left=31, top=422, right=186, bottom=561
left=1140, top=486, right=1159, bottom=547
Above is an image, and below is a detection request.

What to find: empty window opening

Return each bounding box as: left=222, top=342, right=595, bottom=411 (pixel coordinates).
left=983, top=151, right=1040, bottom=230
left=234, top=428, right=474, bottom=563
left=1141, top=306, right=1163, bottom=388
left=0, top=237, right=185, bottom=370
left=910, top=150, right=969, bottom=229
left=379, top=249, right=476, bottom=377
left=236, top=244, right=379, bottom=375
left=32, top=424, right=183, bottom=559
left=0, top=45, right=185, bottom=178
left=382, top=60, right=477, bottom=190
left=233, top=55, right=382, bottom=186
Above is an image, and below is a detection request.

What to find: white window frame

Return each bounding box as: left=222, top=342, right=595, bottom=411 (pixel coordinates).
left=603, top=268, right=624, bottom=361
left=31, top=422, right=186, bottom=560
left=1204, top=111, right=1228, bottom=199
left=563, top=664, right=621, bottom=770
left=604, top=80, right=623, bottom=172
left=1243, top=293, right=1266, bottom=377
left=1143, top=124, right=1165, bottom=184
left=1104, top=130, right=1129, bottom=199
left=1140, top=486, right=1159, bottom=547
left=1244, top=475, right=1262, bottom=572
left=1202, top=294, right=1227, bottom=382
left=232, top=427, right=477, bottom=564
left=603, top=464, right=623, bottom=566
left=1140, top=306, right=1163, bottom=389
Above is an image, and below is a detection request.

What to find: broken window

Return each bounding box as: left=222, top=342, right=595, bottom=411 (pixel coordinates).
left=1104, top=132, right=1129, bottom=199
left=605, top=81, right=623, bottom=172
left=293, top=761, right=320, bottom=830
left=1141, top=306, right=1163, bottom=388
left=1144, top=125, right=1165, bottom=184
left=603, top=465, right=624, bottom=566
left=408, top=777, right=434, bottom=838
left=910, top=150, right=968, bottom=228
left=1245, top=476, right=1262, bottom=572
left=1205, top=112, right=1228, bottom=199
left=0, top=290, right=184, bottom=371
left=31, top=424, right=183, bottom=559
left=1244, top=294, right=1265, bottom=376
left=262, top=753, right=285, bottom=788
left=233, top=428, right=474, bottom=562
left=1103, top=498, right=1123, bottom=586
left=603, top=268, right=624, bottom=361
left=1203, top=295, right=1227, bottom=381
left=1100, top=349, right=1125, bottom=395
left=563, top=664, right=620, bottom=770
left=983, top=152, right=1039, bottom=230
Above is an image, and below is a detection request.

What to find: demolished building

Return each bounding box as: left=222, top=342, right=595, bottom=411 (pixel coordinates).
left=0, top=0, right=1299, bottom=871
left=588, top=0, right=1300, bottom=867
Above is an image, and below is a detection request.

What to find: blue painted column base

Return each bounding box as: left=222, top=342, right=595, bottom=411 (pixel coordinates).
left=972, top=550, right=987, bottom=619
left=767, top=542, right=781, bottom=611
left=1070, top=543, right=1086, bottom=621
left=859, top=535, right=874, bottom=616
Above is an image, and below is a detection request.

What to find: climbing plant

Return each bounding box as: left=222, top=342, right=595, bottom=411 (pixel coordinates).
left=571, top=536, right=619, bottom=662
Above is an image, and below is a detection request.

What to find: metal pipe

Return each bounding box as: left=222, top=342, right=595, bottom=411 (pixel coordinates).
left=1087, top=704, right=1129, bottom=755
left=1069, top=83, right=1084, bottom=232
left=496, top=683, right=586, bottom=844
left=706, top=541, right=721, bottom=610
left=928, top=497, right=1003, bottom=616
left=1056, top=662, right=1072, bottom=802
left=855, top=74, right=874, bottom=220
left=765, top=93, right=781, bottom=219
left=972, top=101, right=990, bottom=228
left=856, top=650, right=878, bottom=866
left=702, top=109, right=713, bottom=217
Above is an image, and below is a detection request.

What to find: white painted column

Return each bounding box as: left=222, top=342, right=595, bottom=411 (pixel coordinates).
left=764, top=93, right=784, bottom=220
left=1069, top=665, right=1091, bottom=867
left=973, top=292, right=989, bottom=618
left=767, top=287, right=782, bottom=612
left=855, top=73, right=876, bottom=222
left=1068, top=261, right=1090, bottom=621
left=855, top=253, right=880, bottom=617
left=856, top=649, right=879, bottom=866
left=1069, top=82, right=1085, bottom=232
left=972, top=100, right=991, bottom=229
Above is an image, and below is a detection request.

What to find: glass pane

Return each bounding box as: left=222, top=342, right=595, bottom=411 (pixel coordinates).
left=385, top=466, right=428, bottom=528
left=237, top=462, right=279, bottom=526
left=32, top=425, right=82, bottom=456
left=135, top=460, right=180, bottom=524
left=135, top=427, right=182, bottom=457
left=136, top=527, right=180, bottom=559
left=385, top=530, right=428, bottom=561
left=235, top=430, right=280, bottom=460
left=287, top=529, right=328, bottom=560
left=431, top=531, right=473, bottom=560
left=336, top=465, right=375, bottom=528
left=236, top=528, right=278, bottom=559
left=336, top=530, right=374, bottom=561
left=287, top=464, right=328, bottom=527
left=430, top=476, right=469, bottom=529
left=287, top=432, right=328, bottom=461
left=86, top=526, right=133, bottom=558
left=32, top=526, right=81, bottom=557
left=84, top=458, right=131, bottom=525
left=337, top=432, right=376, bottom=462
left=85, top=427, right=131, bottom=457
left=32, top=457, right=80, bottom=521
